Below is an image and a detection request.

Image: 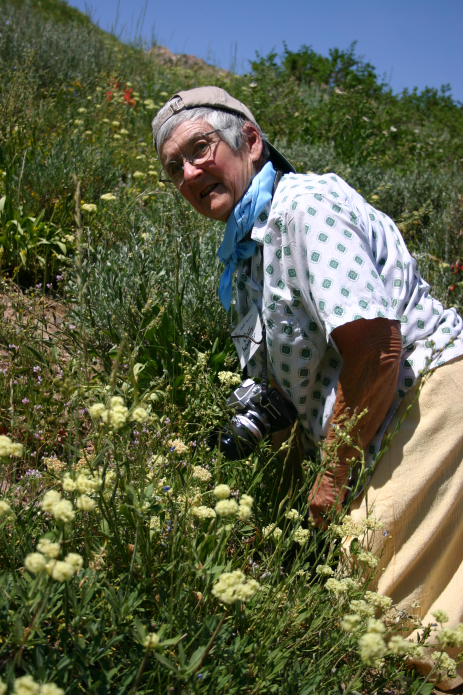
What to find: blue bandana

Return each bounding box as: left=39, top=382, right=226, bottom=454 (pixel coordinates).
left=218, top=161, right=276, bottom=312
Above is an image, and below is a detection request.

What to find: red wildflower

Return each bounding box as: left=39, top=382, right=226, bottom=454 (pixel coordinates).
left=106, top=90, right=114, bottom=102
left=449, top=285, right=456, bottom=291
left=123, top=87, right=135, bottom=107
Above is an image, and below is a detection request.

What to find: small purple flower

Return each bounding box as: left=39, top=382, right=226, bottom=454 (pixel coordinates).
left=163, top=486, right=171, bottom=492
left=22, top=398, right=30, bottom=404
left=384, top=530, right=389, bottom=537
left=56, top=275, right=63, bottom=281
left=33, top=366, right=41, bottom=373
left=36, top=283, right=42, bottom=289
left=69, top=324, right=76, bottom=330
left=169, top=447, right=175, bottom=452
left=34, top=405, right=42, bottom=410
left=46, top=283, right=52, bottom=289
left=6, top=20, right=10, bottom=25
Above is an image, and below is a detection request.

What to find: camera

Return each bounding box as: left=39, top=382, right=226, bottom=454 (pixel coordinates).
left=219, top=378, right=297, bottom=461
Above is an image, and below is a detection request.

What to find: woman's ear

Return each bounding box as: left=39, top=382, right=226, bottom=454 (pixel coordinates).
left=242, top=122, right=263, bottom=163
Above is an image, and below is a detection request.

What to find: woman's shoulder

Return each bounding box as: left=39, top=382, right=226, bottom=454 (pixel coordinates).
left=272, top=172, right=355, bottom=213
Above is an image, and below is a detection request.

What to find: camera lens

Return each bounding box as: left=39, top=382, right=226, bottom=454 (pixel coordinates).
left=219, top=410, right=268, bottom=460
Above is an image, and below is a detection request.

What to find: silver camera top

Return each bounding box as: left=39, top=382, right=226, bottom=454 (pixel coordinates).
left=225, top=378, right=262, bottom=411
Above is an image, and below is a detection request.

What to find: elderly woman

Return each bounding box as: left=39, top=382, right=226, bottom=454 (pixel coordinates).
left=152, top=87, right=463, bottom=690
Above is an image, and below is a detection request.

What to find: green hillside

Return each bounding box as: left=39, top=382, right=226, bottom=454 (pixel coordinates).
left=0, top=1, right=462, bottom=693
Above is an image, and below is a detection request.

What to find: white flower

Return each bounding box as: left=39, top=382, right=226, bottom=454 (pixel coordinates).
left=191, top=505, right=216, bottom=520
left=119, top=128, right=129, bottom=135
left=366, top=618, right=386, bottom=635
left=13, top=675, right=40, bottom=695
left=53, top=499, right=75, bottom=523
left=0, top=679, right=6, bottom=695
left=238, top=495, right=253, bottom=519
left=341, top=614, right=362, bottom=632
left=150, top=515, right=161, bottom=531
left=262, top=524, right=282, bottom=540
left=167, top=438, right=188, bottom=454
left=390, top=126, right=397, bottom=132
left=431, top=651, right=457, bottom=679
left=76, top=494, right=96, bottom=511
left=191, top=466, right=212, bottom=483
left=358, top=631, right=387, bottom=665
left=217, top=371, right=242, bottom=387
left=25, top=552, right=47, bottom=574
left=45, top=560, right=75, bottom=582
left=100, top=193, right=117, bottom=201
left=76, top=474, right=101, bottom=494
left=37, top=538, right=60, bottom=559
left=293, top=528, right=310, bottom=545
left=213, top=484, right=231, bottom=499
left=77, top=107, right=87, bottom=114
left=215, top=499, right=239, bottom=516
left=285, top=509, right=300, bottom=521
left=350, top=599, right=375, bottom=619
left=64, top=553, right=83, bottom=572
left=0, top=435, right=23, bottom=458
left=144, top=632, right=160, bottom=649
left=0, top=500, right=12, bottom=517
left=62, top=473, right=77, bottom=492
left=330, top=515, right=363, bottom=538
left=212, top=570, right=260, bottom=605
left=81, top=203, right=97, bottom=213
left=316, top=565, right=334, bottom=577
left=131, top=406, right=149, bottom=423
left=101, top=398, right=128, bottom=430
left=364, top=591, right=392, bottom=611
left=40, top=684, right=65, bottom=695
left=133, top=171, right=145, bottom=179
left=74, top=119, right=84, bottom=125
left=388, top=635, right=414, bottom=655
left=357, top=550, right=379, bottom=568
left=41, top=490, right=62, bottom=512
left=111, top=121, right=120, bottom=127
left=89, top=403, right=105, bottom=419
left=360, top=516, right=384, bottom=531
left=438, top=624, right=463, bottom=648
left=432, top=609, right=449, bottom=624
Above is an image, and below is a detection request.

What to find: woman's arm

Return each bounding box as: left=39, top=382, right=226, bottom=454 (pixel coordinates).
left=308, top=317, right=403, bottom=527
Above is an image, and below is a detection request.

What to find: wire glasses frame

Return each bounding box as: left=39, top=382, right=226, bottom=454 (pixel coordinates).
left=159, top=128, right=223, bottom=187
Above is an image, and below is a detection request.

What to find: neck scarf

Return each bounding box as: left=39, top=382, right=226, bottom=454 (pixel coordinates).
left=218, top=161, right=276, bottom=312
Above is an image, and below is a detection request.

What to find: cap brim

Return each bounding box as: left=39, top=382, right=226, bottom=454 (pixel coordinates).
left=266, top=142, right=296, bottom=174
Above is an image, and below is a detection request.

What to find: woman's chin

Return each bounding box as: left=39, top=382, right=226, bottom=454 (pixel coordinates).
left=200, top=194, right=233, bottom=222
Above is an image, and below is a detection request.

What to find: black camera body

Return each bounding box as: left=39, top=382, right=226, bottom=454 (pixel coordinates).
left=219, top=378, right=297, bottom=461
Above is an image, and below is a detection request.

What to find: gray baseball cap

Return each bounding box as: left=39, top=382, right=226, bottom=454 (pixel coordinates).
left=153, top=86, right=296, bottom=174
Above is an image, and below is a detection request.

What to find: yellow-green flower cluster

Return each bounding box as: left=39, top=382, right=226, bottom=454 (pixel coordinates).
left=431, top=651, right=457, bottom=680
left=168, top=438, right=188, bottom=455
left=437, top=623, right=463, bottom=648
left=131, top=405, right=149, bottom=423
left=212, top=570, right=260, bottom=605
left=262, top=524, right=282, bottom=540
left=358, top=618, right=387, bottom=666
left=191, top=465, right=212, bottom=483
left=144, top=632, right=160, bottom=649
left=218, top=371, right=242, bottom=387
left=316, top=564, right=334, bottom=577
left=41, top=490, right=75, bottom=523
left=293, top=527, right=310, bottom=545
left=364, top=591, right=393, bottom=611
left=357, top=550, right=379, bottom=568
left=89, top=396, right=128, bottom=430
left=330, top=515, right=383, bottom=538
left=325, top=577, right=359, bottom=597
left=4, top=674, right=64, bottom=695
left=191, top=505, right=216, bottom=520
left=349, top=599, right=375, bottom=619
left=0, top=435, right=23, bottom=458
left=25, top=548, right=83, bottom=582
left=0, top=499, right=13, bottom=518
left=285, top=508, right=301, bottom=521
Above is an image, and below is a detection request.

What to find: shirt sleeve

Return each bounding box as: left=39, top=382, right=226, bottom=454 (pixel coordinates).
left=275, top=187, right=399, bottom=342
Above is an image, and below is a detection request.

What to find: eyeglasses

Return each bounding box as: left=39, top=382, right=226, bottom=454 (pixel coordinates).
left=159, top=129, right=223, bottom=187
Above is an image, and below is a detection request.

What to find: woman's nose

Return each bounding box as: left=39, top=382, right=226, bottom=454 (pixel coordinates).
left=182, top=158, right=202, bottom=183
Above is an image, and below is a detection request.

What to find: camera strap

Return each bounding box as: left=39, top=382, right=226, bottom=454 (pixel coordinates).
left=232, top=169, right=284, bottom=396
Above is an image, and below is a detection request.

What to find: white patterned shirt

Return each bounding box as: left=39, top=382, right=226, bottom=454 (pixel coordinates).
left=235, top=172, right=463, bottom=463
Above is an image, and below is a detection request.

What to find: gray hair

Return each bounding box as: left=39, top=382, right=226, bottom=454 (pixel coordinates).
left=152, top=105, right=269, bottom=160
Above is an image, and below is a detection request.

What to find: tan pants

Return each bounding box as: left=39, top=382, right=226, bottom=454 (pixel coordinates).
left=350, top=355, right=463, bottom=691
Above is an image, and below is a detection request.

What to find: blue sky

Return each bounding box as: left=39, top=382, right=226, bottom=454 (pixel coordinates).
left=69, top=0, right=463, bottom=102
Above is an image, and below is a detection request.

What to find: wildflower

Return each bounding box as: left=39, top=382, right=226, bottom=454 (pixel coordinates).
left=37, top=538, right=60, bottom=559
left=64, top=553, right=83, bottom=572
left=238, top=494, right=253, bottom=519
left=111, top=120, right=120, bottom=127
left=215, top=499, right=239, bottom=516
left=77, top=107, right=87, bottom=113
left=119, top=128, right=129, bottom=135
left=0, top=435, right=23, bottom=458
left=330, top=516, right=363, bottom=538
left=341, top=614, right=362, bottom=632
left=191, top=466, right=212, bottom=482
left=76, top=494, right=96, bottom=511
left=133, top=171, right=145, bottom=179
left=84, top=130, right=92, bottom=136
left=40, top=685, right=65, bottom=695
left=361, top=516, right=384, bottom=532
left=262, top=524, right=282, bottom=540
left=358, top=631, right=387, bottom=665
left=76, top=474, right=101, bottom=494
left=81, top=203, right=97, bottom=212
left=12, top=675, right=40, bottom=695
left=0, top=680, right=6, bottom=695
left=113, top=134, right=121, bottom=139
left=213, top=484, right=231, bottom=499
left=101, top=398, right=128, bottom=430
left=74, top=119, right=84, bottom=125
left=432, top=609, right=449, bottom=624
left=144, top=99, right=156, bottom=109
left=364, top=591, right=393, bottom=611
left=431, top=651, right=457, bottom=680
left=45, top=559, right=75, bottom=582
left=144, top=632, right=160, bottom=649
left=316, top=564, right=334, bottom=577
left=357, top=550, right=379, bottom=568
left=167, top=438, right=188, bottom=455
left=191, top=505, right=216, bottom=520
left=293, top=527, right=310, bottom=545
left=89, top=403, right=105, bottom=419
left=62, top=473, right=77, bottom=492
left=388, top=635, right=414, bottom=655
left=0, top=500, right=12, bottom=517
left=41, top=489, right=62, bottom=512
left=52, top=499, right=75, bottom=523
left=285, top=508, right=300, bottom=521
left=390, top=126, right=397, bottom=132
left=366, top=618, right=386, bottom=634
left=218, top=371, right=242, bottom=387
left=438, top=624, right=463, bottom=648
left=350, top=599, right=375, bottom=619
left=44, top=456, right=65, bottom=473
left=25, top=552, right=47, bottom=574
left=131, top=406, right=149, bottom=423
left=212, top=570, right=260, bottom=605
left=100, top=193, right=117, bottom=201
left=150, top=515, right=161, bottom=531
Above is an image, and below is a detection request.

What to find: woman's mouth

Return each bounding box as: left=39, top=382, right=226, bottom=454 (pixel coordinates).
left=200, top=183, right=219, bottom=199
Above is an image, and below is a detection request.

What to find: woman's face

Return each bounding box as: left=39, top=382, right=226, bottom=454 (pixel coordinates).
left=160, top=119, right=263, bottom=222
